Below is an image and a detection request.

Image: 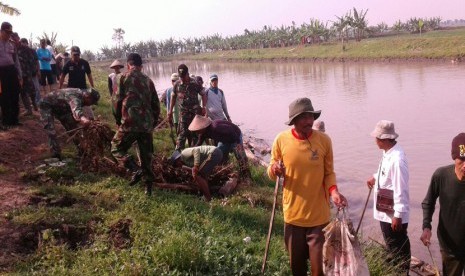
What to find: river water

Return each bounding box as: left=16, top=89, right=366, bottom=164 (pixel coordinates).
left=144, top=60, right=464, bottom=267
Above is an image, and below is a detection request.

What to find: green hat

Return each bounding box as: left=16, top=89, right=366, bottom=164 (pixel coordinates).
left=285, top=97, right=321, bottom=125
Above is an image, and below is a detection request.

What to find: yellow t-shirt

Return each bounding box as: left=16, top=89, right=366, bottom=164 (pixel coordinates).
left=267, top=129, right=337, bottom=227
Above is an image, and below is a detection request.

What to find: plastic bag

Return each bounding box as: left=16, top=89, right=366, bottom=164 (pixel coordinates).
left=323, top=207, right=370, bottom=276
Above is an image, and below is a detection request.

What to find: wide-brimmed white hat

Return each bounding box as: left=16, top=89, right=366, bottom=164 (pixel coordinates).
left=188, top=115, right=212, bottom=131
left=370, top=120, right=399, bottom=139
left=110, top=60, right=124, bottom=69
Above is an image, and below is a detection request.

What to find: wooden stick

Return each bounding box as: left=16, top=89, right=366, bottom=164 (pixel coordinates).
left=154, top=182, right=196, bottom=192
left=58, top=126, right=85, bottom=138
left=355, top=187, right=372, bottom=236
left=153, top=117, right=168, bottom=131
left=261, top=173, right=282, bottom=274
left=210, top=163, right=234, bottom=178
left=427, top=245, right=440, bottom=276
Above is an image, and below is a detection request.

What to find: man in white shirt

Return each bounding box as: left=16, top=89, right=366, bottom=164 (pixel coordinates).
left=366, top=120, right=411, bottom=275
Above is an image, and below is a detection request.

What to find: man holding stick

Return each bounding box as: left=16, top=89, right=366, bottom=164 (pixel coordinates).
left=421, top=133, right=465, bottom=276
left=267, top=97, right=346, bottom=276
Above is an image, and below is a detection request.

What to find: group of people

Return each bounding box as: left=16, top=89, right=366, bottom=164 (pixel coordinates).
left=0, top=21, right=95, bottom=133
left=3, top=20, right=464, bottom=276
left=267, top=97, right=465, bottom=276
left=106, top=57, right=251, bottom=199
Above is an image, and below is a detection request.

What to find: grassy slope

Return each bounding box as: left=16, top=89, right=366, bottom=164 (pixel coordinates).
left=7, top=67, right=400, bottom=275
left=173, top=28, right=465, bottom=62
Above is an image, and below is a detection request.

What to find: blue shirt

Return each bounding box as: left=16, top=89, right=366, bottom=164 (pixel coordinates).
left=36, top=48, right=52, bottom=71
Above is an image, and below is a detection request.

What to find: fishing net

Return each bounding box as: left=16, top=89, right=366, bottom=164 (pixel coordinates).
left=323, top=207, right=370, bottom=276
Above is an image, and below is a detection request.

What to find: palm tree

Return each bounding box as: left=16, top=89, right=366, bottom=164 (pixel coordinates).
left=351, top=7, right=368, bottom=42
left=0, top=2, right=20, bottom=16
left=332, top=14, right=350, bottom=51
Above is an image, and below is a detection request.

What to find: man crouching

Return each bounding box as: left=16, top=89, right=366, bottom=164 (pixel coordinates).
left=39, top=88, right=100, bottom=160
left=169, top=145, right=223, bottom=201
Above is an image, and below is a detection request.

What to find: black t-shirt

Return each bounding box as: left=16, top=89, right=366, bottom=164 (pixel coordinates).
left=62, top=59, right=91, bottom=89
left=422, top=164, right=465, bottom=257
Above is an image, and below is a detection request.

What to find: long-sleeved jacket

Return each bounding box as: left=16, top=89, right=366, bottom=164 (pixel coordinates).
left=112, top=69, right=160, bottom=133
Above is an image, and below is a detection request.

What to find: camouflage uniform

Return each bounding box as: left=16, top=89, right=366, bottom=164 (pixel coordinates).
left=39, top=88, right=88, bottom=156
left=17, top=45, right=39, bottom=112
left=172, top=77, right=204, bottom=150
left=111, top=70, right=160, bottom=183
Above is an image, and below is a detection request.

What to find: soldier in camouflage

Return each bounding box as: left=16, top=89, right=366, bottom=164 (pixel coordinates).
left=111, top=53, right=160, bottom=196
left=39, top=88, right=100, bottom=160
left=11, top=34, right=39, bottom=114
left=168, top=64, right=206, bottom=151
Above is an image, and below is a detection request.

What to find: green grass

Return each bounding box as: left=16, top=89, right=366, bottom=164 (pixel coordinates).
left=5, top=67, right=399, bottom=275
left=182, top=28, right=465, bottom=61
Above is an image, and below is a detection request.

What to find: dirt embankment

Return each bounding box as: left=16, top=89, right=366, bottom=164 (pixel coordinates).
left=0, top=113, right=50, bottom=270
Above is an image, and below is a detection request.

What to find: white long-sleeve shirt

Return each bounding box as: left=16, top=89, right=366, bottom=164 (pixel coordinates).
left=373, top=143, right=410, bottom=223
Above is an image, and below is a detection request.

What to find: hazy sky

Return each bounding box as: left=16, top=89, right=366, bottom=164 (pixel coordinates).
left=3, top=0, right=464, bottom=53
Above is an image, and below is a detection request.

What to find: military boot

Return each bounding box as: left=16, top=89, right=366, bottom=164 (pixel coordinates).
left=124, top=158, right=143, bottom=186
left=145, top=181, right=153, bottom=196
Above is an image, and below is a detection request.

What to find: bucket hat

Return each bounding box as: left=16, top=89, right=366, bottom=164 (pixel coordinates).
left=188, top=115, right=212, bottom=131
left=110, top=60, right=124, bottom=69
left=285, top=97, right=321, bottom=125
left=370, top=120, right=399, bottom=139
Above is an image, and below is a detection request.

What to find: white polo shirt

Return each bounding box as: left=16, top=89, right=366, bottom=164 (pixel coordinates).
left=373, top=143, right=410, bottom=223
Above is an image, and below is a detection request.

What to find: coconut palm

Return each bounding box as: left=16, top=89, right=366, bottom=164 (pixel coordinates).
left=0, top=2, right=20, bottom=16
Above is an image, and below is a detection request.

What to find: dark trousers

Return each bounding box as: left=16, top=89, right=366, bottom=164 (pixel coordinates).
left=0, top=65, right=20, bottom=125
left=441, top=250, right=465, bottom=276
left=284, top=223, right=326, bottom=276
left=111, top=131, right=155, bottom=182
left=380, top=221, right=411, bottom=274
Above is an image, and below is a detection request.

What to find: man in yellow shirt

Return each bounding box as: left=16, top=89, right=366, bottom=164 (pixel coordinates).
left=267, top=97, right=346, bottom=276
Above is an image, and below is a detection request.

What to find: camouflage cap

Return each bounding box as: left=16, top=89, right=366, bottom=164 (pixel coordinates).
left=84, top=88, right=100, bottom=105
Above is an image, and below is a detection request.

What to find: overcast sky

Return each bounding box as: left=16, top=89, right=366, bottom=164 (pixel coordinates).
left=4, top=0, right=464, bottom=53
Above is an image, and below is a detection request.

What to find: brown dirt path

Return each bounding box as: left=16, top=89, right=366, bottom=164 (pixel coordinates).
left=0, top=112, right=50, bottom=271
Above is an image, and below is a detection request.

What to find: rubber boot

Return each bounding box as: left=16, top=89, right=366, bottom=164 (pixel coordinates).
left=145, top=181, right=153, bottom=196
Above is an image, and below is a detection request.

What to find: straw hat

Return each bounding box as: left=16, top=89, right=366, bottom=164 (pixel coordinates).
left=188, top=115, right=212, bottom=131
left=285, top=97, right=321, bottom=125
left=370, top=120, right=399, bottom=139
left=110, top=60, right=124, bottom=69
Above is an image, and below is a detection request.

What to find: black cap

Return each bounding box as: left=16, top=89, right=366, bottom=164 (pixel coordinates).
left=178, top=64, right=188, bottom=76
left=71, top=46, right=81, bottom=55
left=127, top=53, right=143, bottom=66
left=1, top=22, right=12, bottom=32
left=20, top=38, right=28, bottom=44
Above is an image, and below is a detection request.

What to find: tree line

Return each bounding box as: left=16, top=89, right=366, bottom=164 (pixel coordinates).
left=92, top=8, right=442, bottom=61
